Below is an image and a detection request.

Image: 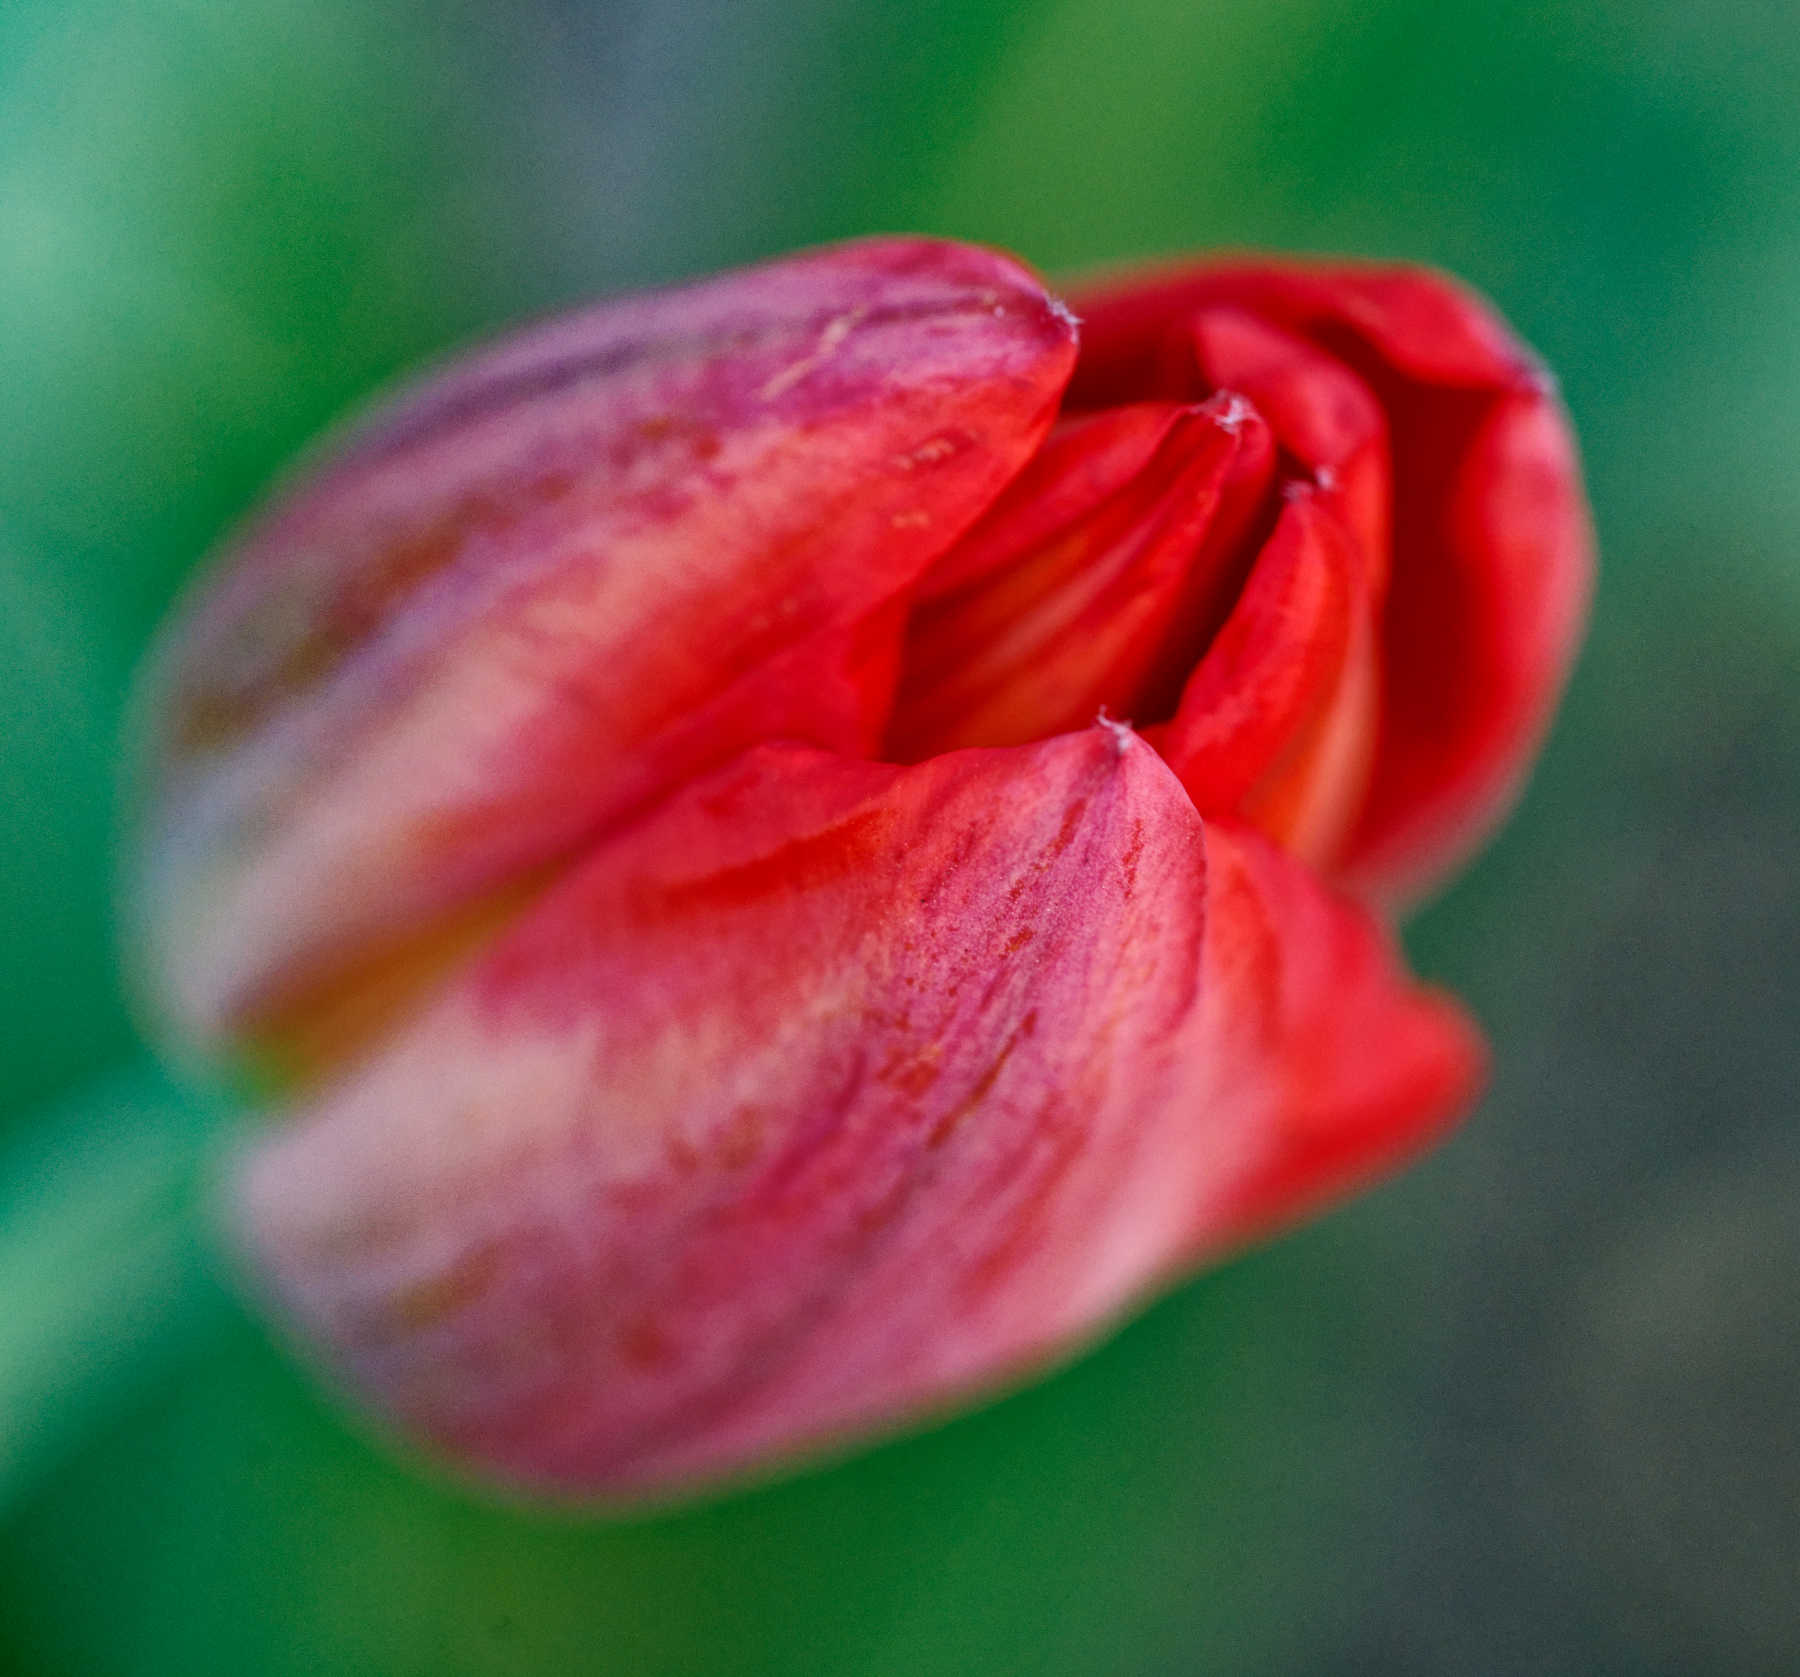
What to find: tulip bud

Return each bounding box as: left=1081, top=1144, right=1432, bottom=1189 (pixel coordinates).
left=127, top=237, right=1590, bottom=1498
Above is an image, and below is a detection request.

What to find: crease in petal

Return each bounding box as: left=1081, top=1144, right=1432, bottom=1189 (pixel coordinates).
left=134, top=238, right=1078, bottom=1069
left=886, top=393, right=1276, bottom=760
left=1069, top=257, right=1592, bottom=899
left=1179, top=306, right=1392, bottom=593
left=1146, top=492, right=1380, bottom=866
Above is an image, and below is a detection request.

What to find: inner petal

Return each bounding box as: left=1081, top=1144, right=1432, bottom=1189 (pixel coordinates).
left=1063, top=258, right=1591, bottom=903
left=1181, top=307, right=1392, bottom=593
left=1145, top=490, right=1380, bottom=867
left=885, top=395, right=1276, bottom=761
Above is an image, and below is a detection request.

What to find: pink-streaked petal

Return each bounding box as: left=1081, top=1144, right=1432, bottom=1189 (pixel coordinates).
left=136, top=239, right=1078, bottom=1061
left=232, top=729, right=1483, bottom=1499
left=234, top=730, right=1215, bottom=1494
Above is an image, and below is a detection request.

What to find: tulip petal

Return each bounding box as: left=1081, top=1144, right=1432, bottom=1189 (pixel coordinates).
left=1067, top=259, right=1593, bottom=901
left=906, top=400, right=1190, bottom=604
left=1337, top=387, right=1594, bottom=902
left=1190, top=817, right=1485, bottom=1251
left=1180, top=306, right=1391, bottom=590
left=1065, top=259, right=1529, bottom=402
left=234, top=728, right=1479, bottom=1498
left=885, top=394, right=1276, bottom=758
left=235, top=730, right=1207, bottom=1493
left=136, top=239, right=1078, bottom=1063
left=1147, top=492, right=1379, bottom=866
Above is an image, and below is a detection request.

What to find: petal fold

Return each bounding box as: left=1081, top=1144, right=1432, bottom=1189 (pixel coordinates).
left=1180, top=306, right=1391, bottom=590
left=1068, top=258, right=1593, bottom=901
left=1146, top=492, right=1379, bottom=866
left=886, top=394, right=1275, bottom=759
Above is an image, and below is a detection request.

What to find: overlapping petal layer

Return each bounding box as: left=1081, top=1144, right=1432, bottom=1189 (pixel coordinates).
left=136, top=239, right=1077, bottom=1071
left=1064, top=258, right=1594, bottom=903
left=238, top=731, right=1478, bottom=1496
left=127, top=237, right=1588, bottom=1497
left=886, top=394, right=1275, bottom=759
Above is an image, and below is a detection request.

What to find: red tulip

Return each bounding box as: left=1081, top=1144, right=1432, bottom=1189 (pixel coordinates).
left=127, top=237, right=1590, bottom=1497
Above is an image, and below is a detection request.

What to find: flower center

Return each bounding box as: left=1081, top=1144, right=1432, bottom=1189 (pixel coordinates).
left=884, top=393, right=1277, bottom=761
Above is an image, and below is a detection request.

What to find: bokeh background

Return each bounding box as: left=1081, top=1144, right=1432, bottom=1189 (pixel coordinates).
left=3, top=1, right=1798, bottom=1671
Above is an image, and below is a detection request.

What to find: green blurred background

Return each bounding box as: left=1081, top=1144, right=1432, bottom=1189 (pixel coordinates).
left=4, top=1, right=1799, bottom=1670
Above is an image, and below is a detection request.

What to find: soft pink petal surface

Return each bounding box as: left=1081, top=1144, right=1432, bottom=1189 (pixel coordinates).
left=138, top=239, right=1077, bottom=1054
left=236, top=731, right=1479, bottom=1497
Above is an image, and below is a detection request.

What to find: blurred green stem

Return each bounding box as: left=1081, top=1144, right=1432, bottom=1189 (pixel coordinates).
left=0, top=1064, right=234, bottom=1512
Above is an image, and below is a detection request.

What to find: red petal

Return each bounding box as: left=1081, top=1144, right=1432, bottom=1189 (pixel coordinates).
left=908, top=400, right=1189, bottom=603
left=1182, top=307, right=1391, bottom=592
left=234, top=730, right=1211, bottom=1493
left=1066, top=258, right=1530, bottom=401
left=234, top=729, right=1480, bottom=1498
left=1068, top=259, right=1593, bottom=900
left=136, top=239, right=1078, bottom=1056
left=885, top=394, right=1275, bottom=759
left=1336, top=386, right=1595, bottom=903
left=1189, top=818, right=1485, bottom=1252
left=1146, top=492, right=1380, bottom=866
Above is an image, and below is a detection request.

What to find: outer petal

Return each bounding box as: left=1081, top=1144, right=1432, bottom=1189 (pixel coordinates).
left=1064, top=259, right=1530, bottom=404
left=133, top=239, right=1078, bottom=1064
left=1190, top=818, right=1486, bottom=1251
left=1067, top=258, right=1594, bottom=904
left=234, top=730, right=1480, bottom=1499
left=1342, top=387, right=1594, bottom=901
